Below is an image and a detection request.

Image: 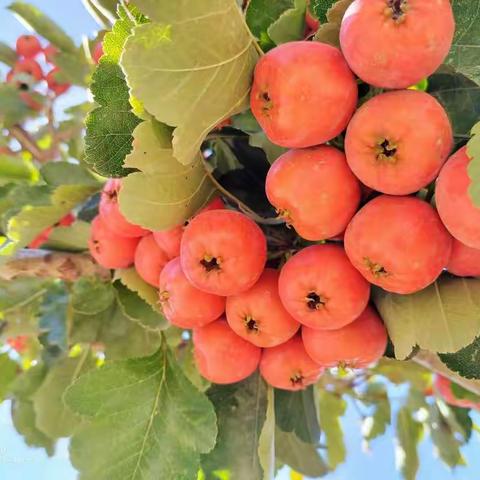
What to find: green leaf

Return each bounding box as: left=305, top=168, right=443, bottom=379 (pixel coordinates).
left=0, top=277, right=48, bottom=312
left=174, top=341, right=210, bottom=393
left=439, top=336, right=480, bottom=380
left=0, top=84, right=32, bottom=126
left=246, top=0, right=294, bottom=50
left=71, top=277, right=115, bottom=316
left=318, top=391, right=346, bottom=469
left=258, top=387, right=276, bottom=480
left=7, top=2, right=77, bottom=53
left=32, top=352, right=95, bottom=439
left=0, top=41, right=17, bottom=67
left=114, top=281, right=168, bottom=331
left=249, top=132, right=287, bottom=164
left=395, top=407, right=423, bottom=480
left=361, top=383, right=391, bottom=441
left=311, top=0, right=335, bottom=23
left=372, top=277, right=480, bottom=360
left=44, top=221, right=91, bottom=252
left=118, top=121, right=216, bottom=231
left=0, top=353, right=18, bottom=401
left=84, top=5, right=144, bottom=176
left=0, top=155, right=39, bottom=186
left=450, top=382, right=480, bottom=403
left=275, top=387, right=321, bottom=443
left=443, top=404, right=473, bottom=442
left=202, top=373, right=268, bottom=479
left=40, top=162, right=99, bottom=187
left=467, top=121, right=480, bottom=206
left=121, top=0, right=260, bottom=166
left=371, top=358, right=430, bottom=390
left=275, top=429, right=328, bottom=478
left=51, top=50, right=91, bottom=86
left=313, top=0, right=353, bottom=47
left=65, top=344, right=217, bottom=480
left=268, top=0, right=307, bottom=46
left=445, top=0, right=480, bottom=85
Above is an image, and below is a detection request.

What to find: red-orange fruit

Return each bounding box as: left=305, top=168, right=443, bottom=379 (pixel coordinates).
left=45, top=67, right=70, bottom=95
left=260, top=335, right=324, bottom=391
left=447, top=239, right=480, bottom=277
left=134, top=234, right=170, bottom=287
left=302, top=306, right=387, bottom=368
left=43, top=44, right=58, bottom=64
left=9, top=59, right=43, bottom=83
left=16, top=35, right=42, bottom=58
left=434, top=375, right=480, bottom=410
left=436, top=147, right=480, bottom=249
left=99, top=179, right=149, bottom=238
left=226, top=268, right=300, bottom=347
left=93, top=41, right=104, bottom=64
left=278, top=244, right=370, bottom=330
left=88, top=216, right=140, bottom=269
left=345, top=90, right=453, bottom=195
left=340, top=0, right=455, bottom=89
left=250, top=41, right=357, bottom=148
left=193, top=319, right=261, bottom=384
left=344, top=195, right=452, bottom=294
left=159, top=257, right=226, bottom=328
left=266, top=145, right=361, bottom=240
left=181, top=210, right=267, bottom=296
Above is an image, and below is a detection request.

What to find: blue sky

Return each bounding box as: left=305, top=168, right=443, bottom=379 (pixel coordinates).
left=0, top=1, right=479, bottom=479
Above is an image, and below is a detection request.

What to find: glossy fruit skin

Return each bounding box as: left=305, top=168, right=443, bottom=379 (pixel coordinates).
left=16, top=35, right=42, bottom=58
left=45, top=67, right=70, bottom=95
left=345, top=90, right=453, bottom=195
left=250, top=41, right=357, bottom=148
left=193, top=319, right=261, bottom=384
left=134, top=234, right=170, bottom=287
left=447, top=239, right=480, bottom=277
left=181, top=210, right=267, bottom=296
left=266, top=146, right=361, bottom=240
left=434, top=375, right=480, bottom=410
left=99, top=179, right=149, bottom=238
left=344, top=195, right=452, bottom=294
left=302, top=306, right=387, bottom=368
left=88, top=216, right=140, bottom=269
left=159, top=258, right=225, bottom=328
left=10, top=59, right=43, bottom=82
left=260, top=335, right=324, bottom=391
left=226, top=268, right=300, bottom=347
left=153, top=197, right=225, bottom=258
left=43, top=44, right=58, bottom=64
left=278, top=244, right=370, bottom=330
left=340, top=0, right=455, bottom=89
left=436, top=147, right=480, bottom=249
left=92, top=41, right=104, bottom=64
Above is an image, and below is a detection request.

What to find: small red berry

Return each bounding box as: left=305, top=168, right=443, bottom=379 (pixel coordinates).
left=43, top=44, right=59, bottom=64
left=92, top=41, right=104, bottom=64
left=134, top=234, right=170, bottom=287
left=9, top=59, right=43, bottom=84
left=45, top=67, right=70, bottom=96
left=447, top=238, right=480, bottom=277
left=7, top=335, right=28, bottom=353
left=16, top=35, right=42, bottom=59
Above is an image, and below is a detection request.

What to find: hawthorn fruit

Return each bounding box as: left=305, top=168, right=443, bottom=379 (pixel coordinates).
left=7, top=335, right=28, bottom=353
left=99, top=179, right=148, bottom=238
left=278, top=244, right=370, bottom=330
left=9, top=59, right=43, bottom=83
left=266, top=145, right=361, bottom=240
left=193, top=319, right=261, bottom=384
left=45, top=67, right=71, bottom=96
left=344, top=195, right=452, bottom=294
left=250, top=41, right=357, bottom=148
left=92, top=41, right=104, bottom=64
left=181, top=210, right=267, bottom=296
left=134, top=234, right=170, bottom=287
left=16, top=35, right=42, bottom=58
left=447, top=239, right=480, bottom=277
left=434, top=375, right=480, bottom=410
left=340, top=0, right=455, bottom=89
left=43, top=44, right=58, bottom=64
left=259, top=335, right=324, bottom=391
left=159, top=257, right=226, bottom=328
left=436, top=147, right=480, bottom=249
left=226, top=268, right=300, bottom=348
left=302, top=306, right=387, bottom=368
left=345, top=90, right=453, bottom=195
left=88, top=216, right=140, bottom=269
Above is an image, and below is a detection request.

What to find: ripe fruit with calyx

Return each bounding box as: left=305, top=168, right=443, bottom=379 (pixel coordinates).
left=16, top=34, right=42, bottom=58
left=340, top=0, right=455, bottom=89
left=193, top=319, right=261, bottom=384
left=436, top=147, right=480, bottom=249
left=226, top=268, right=299, bottom=347
left=278, top=244, right=370, bottom=330
left=45, top=67, right=71, bottom=95
left=88, top=216, right=140, bottom=269
left=159, top=257, right=226, bottom=328
left=302, top=306, right=387, bottom=368
left=344, top=195, right=452, bottom=294
left=181, top=209, right=267, bottom=296
left=447, top=239, right=480, bottom=277
left=345, top=90, right=453, bottom=195
left=8, top=59, right=43, bottom=84
left=250, top=41, right=357, bottom=148
left=134, top=234, right=170, bottom=287
left=266, top=145, right=361, bottom=240
left=259, top=335, right=324, bottom=391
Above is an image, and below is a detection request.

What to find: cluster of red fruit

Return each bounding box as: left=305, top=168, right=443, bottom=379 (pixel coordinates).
left=5, top=34, right=71, bottom=104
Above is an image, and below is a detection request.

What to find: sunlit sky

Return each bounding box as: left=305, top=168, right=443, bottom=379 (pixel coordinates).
left=0, top=1, right=479, bottom=479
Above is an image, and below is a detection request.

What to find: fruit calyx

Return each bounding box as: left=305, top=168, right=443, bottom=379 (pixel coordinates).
left=244, top=315, right=259, bottom=333
left=364, top=257, right=389, bottom=278
left=200, top=254, right=222, bottom=272
left=159, top=291, right=170, bottom=303
left=276, top=208, right=292, bottom=225
left=259, top=89, right=273, bottom=115
left=375, top=138, right=398, bottom=163
left=290, top=372, right=304, bottom=387
left=305, top=291, right=327, bottom=310
left=385, top=0, right=408, bottom=22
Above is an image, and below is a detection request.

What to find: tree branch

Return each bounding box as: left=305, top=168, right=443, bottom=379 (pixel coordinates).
left=9, top=125, right=54, bottom=163
left=0, top=249, right=110, bottom=282
left=413, top=349, right=480, bottom=396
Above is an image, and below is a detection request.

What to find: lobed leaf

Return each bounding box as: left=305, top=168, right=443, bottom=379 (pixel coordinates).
left=439, top=336, right=480, bottom=380
left=395, top=407, right=423, bottom=480
left=313, top=0, right=353, bottom=47
left=0, top=84, right=32, bottom=126
left=311, top=0, right=336, bottom=23
left=267, top=0, right=307, bottom=46
left=44, top=221, right=91, bottom=252
left=0, top=154, right=39, bottom=186
left=0, top=41, right=17, bottom=67
left=0, top=353, right=18, bottom=401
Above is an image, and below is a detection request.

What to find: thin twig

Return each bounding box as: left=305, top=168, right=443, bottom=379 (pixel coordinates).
left=9, top=125, right=52, bottom=163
